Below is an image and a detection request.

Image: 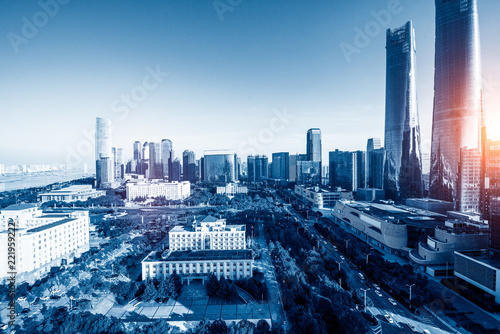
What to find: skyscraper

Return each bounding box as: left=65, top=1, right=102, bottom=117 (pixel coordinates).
left=203, top=150, right=236, bottom=184
left=133, top=141, right=142, bottom=174
left=148, top=142, right=162, bottom=179
left=366, top=138, right=384, bottom=189
left=247, top=155, right=256, bottom=183
left=329, top=150, right=359, bottom=191
left=161, top=139, right=173, bottom=181
left=384, top=21, right=423, bottom=201
left=272, top=152, right=289, bottom=180
left=430, top=0, right=483, bottom=204
left=183, top=150, right=196, bottom=183
left=112, top=147, right=124, bottom=180
left=95, top=117, right=113, bottom=188
left=306, top=128, right=322, bottom=182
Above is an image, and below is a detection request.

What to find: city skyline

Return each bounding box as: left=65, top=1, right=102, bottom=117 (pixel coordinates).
left=2, top=0, right=500, bottom=166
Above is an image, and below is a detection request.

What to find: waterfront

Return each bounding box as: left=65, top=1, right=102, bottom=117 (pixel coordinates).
left=0, top=172, right=89, bottom=192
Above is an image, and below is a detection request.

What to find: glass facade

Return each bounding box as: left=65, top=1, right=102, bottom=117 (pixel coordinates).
left=329, top=150, right=359, bottom=191
left=384, top=21, right=423, bottom=201
left=272, top=152, right=289, bottom=180
left=430, top=0, right=483, bottom=204
left=161, top=139, right=173, bottom=181
left=203, top=150, right=236, bottom=184
left=95, top=117, right=112, bottom=188
left=306, top=128, right=322, bottom=182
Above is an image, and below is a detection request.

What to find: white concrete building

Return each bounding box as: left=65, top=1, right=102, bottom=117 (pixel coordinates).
left=38, top=185, right=105, bottom=203
left=216, top=183, right=248, bottom=197
left=126, top=180, right=191, bottom=201
left=169, top=216, right=246, bottom=251
left=0, top=204, right=90, bottom=283
left=142, top=216, right=252, bottom=284
left=295, top=184, right=353, bottom=209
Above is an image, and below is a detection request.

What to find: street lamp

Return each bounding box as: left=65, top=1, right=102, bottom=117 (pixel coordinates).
left=364, top=253, right=371, bottom=265
left=360, top=288, right=370, bottom=313
left=335, top=260, right=342, bottom=272
left=407, top=284, right=415, bottom=310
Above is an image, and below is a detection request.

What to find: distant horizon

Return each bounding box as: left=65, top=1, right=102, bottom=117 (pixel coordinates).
left=1, top=0, right=499, bottom=166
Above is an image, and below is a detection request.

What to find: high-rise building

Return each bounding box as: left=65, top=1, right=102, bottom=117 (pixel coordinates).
left=133, top=141, right=142, bottom=174
left=329, top=150, right=360, bottom=191
left=203, top=150, right=235, bottom=184
left=289, top=154, right=307, bottom=183
left=236, top=156, right=242, bottom=180
left=247, top=155, right=256, bottom=183
left=272, top=152, right=289, bottom=180
left=384, top=21, right=423, bottom=201
left=355, top=150, right=366, bottom=189
left=457, top=147, right=482, bottom=214
left=171, top=158, right=181, bottom=182
left=366, top=138, right=384, bottom=189
left=95, top=117, right=113, bottom=188
left=306, top=128, right=322, bottom=182
left=430, top=0, right=483, bottom=204
left=149, top=142, right=162, bottom=179
left=296, top=161, right=321, bottom=186
left=255, top=155, right=269, bottom=181
left=161, top=139, right=173, bottom=181
left=183, top=150, right=196, bottom=183
left=484, top=140, right=500, bottom=250
left=112, top=147, right=124, bottom=180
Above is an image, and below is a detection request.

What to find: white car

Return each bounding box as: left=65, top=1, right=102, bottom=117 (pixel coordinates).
left=40, top=296, right=50, bottom=301
left=388, top=298, right=397, bottom=306
left=18, top=296, right=27, bottom=301
left=372, top=283, right=380, bottom=290
left=384, top=314, right=394, bottom=323
left=375, top=290, right=383, bottom=297
left=340, top=255, right=345, bottom=260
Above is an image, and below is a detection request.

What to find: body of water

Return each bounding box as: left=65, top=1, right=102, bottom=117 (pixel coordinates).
left=0, top=172, right=91, bottom=192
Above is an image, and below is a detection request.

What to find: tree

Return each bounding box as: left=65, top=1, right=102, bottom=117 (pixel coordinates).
left=256, top=320, right=270, bottom=334
left=207, top=274, right=219, bottom=297
left=142, top=280, right=158, bottom=301
left=209, top=319, right=228, bottom=334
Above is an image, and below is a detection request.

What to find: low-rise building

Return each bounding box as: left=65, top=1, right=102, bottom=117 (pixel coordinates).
left=294, top=185, right=353, bottom=209
left=126, top=180, right=190, bottom=201
left=0, top=204, right=90, bottom=283
left=142, top=215, right=252, bottom=284
left=405, top=198, right=454, bottom=215
left=38, top=185, right=105, bottom=203
left=355, top=188, right=385, bottom=202
left=216, top=183, right=248, bottom=197
left=454, top=250, right=500, bottom=304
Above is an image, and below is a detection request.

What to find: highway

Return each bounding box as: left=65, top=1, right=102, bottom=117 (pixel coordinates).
left=272, top=190, right=454, bottom=334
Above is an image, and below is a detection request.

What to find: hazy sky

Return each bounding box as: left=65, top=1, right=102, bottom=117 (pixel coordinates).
left=1, top=0, right=500, bottom=167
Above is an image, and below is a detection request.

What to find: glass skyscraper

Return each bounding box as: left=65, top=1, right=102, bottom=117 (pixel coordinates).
left=430, top=0, right=483, bottom=204
left=306, top=128, right=322, bottom=182
left=95, top=117, right=113, bottom=188
left=203, top=150, right=236, bottom=184
left=271, top=152, right=289, bottom=180
left=384, top=21, right=423, bottom=201
left=161, top=139, right=173, bottom=181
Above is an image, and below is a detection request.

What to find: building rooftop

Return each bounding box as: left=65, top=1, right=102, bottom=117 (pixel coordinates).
left=41, top=185, right=92, bottom=194
left=456, top=250, right=500, bottom=270
left=1, top=203, right=39, bottom=211
left=27, top=218, right=77, bottom=234
left=143, top=249, right=253, bottom=262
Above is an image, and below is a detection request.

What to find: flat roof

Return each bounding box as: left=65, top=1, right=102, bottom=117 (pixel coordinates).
left=456, top=250, right=500, bottom=270
left=406, top=198, right=453, bottom=204
left=1, top=203, right=38, bottom=211
left=27, top=218, right=77, bottom=233
left=144, top=249, right=253, bottom=262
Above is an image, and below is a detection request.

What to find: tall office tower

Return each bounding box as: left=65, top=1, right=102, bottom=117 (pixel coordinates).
left=272, top=152, right=290, bottom=180
left=183, top=150, right=196, bottom=183
left=236, top=156, right=242, bottom=180
left=368, top=148, right=385, bottom=189
left=289, top=154, right=307, bottom=183
left=430, top=0, right=483, bottom=205
left=148, top=142, right=162, bottom=179
left=355, top=151, right=366, bottom=189
left=255, top=155, right=269, bottom=181
left=141, top=142, right=150, bottom=178
left=203, top=150, right=236, bottom=184
left=200, top=157, right=205, bottom=182
left=247, top=156, right=256, bottom=183
left=457, top=147, right=482, bottom=213
left=196, top=159, right=202, bottom=182
left=306, top=128, right=322, bottom=182
left=384, top=21, right=423, bottom=201
left=329, top=150, right=360, bottom=191
left=133, top=141, right=142, bottom=174
left=171, top=158, right=181, bottom=182
left=366, top=138, right=381, bottom=186
left=485, top=140, right=500, bottom=250
left=95, top=117, right=113, bottom=188
left=296, top=161, right=321, bottom=185
left=161, top=139, right=173, bottom=181
left=112, top=147, right=124, bottom=180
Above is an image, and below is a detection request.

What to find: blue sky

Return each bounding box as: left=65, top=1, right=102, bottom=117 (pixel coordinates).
left=1, top=0, right=499, bottom=167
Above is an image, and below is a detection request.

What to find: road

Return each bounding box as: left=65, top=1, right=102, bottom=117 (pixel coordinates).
left=272, top=190, right=455, bottom=334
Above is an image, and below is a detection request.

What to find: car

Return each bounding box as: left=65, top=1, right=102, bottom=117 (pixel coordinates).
left=0, top=323, right=8, bottom=330
left=358, top=273, right=365, bottom=280
left=375, top=290, right=383, bottom=297
left=332, top=245, right=338, bottom=251
left=423, top=330, right=431, bottom=334
left=384, top=314, right=393, bottom=323
left=50, top=295, right=61, bottom=300
left=372, top=283, right=380, bottom=290
left=40, top=296, right=50, bottom=301
left=404, top=323, right=417, bottom=332
left=18, top=296, right=27, bottom=301
left=21, top=308, right=30, bottom=314
left=340, top=255, right=345, bottom=260
left=388, top=298, right=397, bottom=306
